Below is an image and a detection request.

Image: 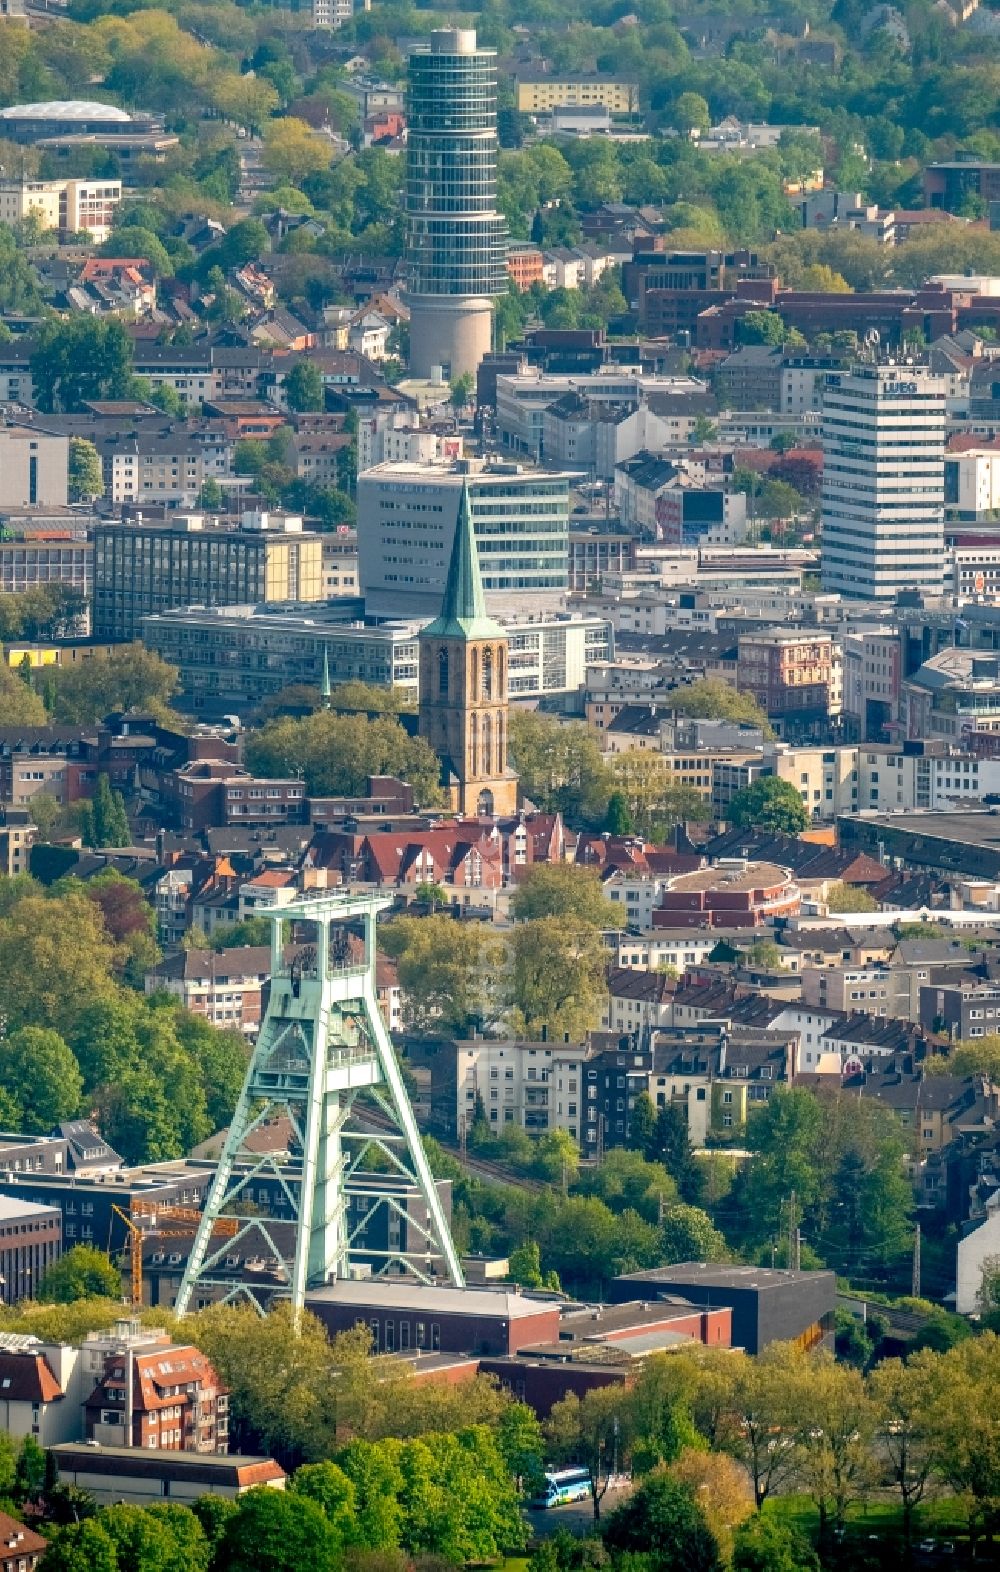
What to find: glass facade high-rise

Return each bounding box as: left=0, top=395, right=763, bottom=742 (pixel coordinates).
left=405, top=29, right=507, bottom=381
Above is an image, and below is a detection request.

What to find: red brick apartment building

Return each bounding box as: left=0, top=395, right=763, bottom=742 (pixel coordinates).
left=85, top=1339, right=228, bottom=1453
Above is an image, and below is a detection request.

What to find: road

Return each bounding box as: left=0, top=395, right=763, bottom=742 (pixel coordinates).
left=527, top=1483, right=633, bottom=1539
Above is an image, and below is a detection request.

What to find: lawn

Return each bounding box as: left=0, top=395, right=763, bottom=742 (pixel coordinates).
left=763, top=1493, right=969, bottom=1543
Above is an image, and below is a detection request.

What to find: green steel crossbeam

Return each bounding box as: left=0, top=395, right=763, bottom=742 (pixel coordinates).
left=175, top=891, right=464, bottom=1318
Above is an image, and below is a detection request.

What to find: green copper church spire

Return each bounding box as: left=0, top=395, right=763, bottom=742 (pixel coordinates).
left=320, top=645, right=331, bottom=708
left=421, top=481, right=504, bottom=641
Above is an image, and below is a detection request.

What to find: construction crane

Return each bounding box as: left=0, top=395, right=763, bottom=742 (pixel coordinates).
left=112, top=1204, right=238, bottom=1311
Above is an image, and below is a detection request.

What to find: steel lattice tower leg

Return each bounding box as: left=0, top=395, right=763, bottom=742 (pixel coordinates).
left=175, top=893, right=464, bottom=1317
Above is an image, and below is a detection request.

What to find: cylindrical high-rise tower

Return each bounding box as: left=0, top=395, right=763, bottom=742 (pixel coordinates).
left=405, top=28, right=507, bottom=382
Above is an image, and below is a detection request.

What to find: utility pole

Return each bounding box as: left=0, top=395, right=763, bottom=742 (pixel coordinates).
left=912, top=1222, right=921, bottom=1298
left=788, top=1189, right=797, bottom=1272
left=794, top=1228, right=801, bottom=1273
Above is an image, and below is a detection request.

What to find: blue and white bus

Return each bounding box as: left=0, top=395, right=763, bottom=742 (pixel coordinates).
left=530, top=1468, right=592, bottom=1509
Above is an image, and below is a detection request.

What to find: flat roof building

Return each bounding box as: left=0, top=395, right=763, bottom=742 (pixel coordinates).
left=141, top=602, right=611, bottom=716
left=821, top=362, right=946, bottom=600
left=48, top=1443, right=285, bottom=1506
left=358, top=457, right=572, bottom=618
left=92, top=511, right=324, bottom=641
left=306, top=1280, right=561, bottom=1355
left=607, top=1263, right=836, bottom=1354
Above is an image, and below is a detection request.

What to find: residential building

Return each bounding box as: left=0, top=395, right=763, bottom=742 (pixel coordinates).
left=0, top=1514, right=45, bottom=1572
left=736, top=629, right=836, bottom=739
left=0, top=177, right=121, bottom=243
left=358, top=456, right=571, bottom=618
left=0, top=809, right=35, bottom=877
left=506, top=243, right=544, bottom=289
left=0, top=428, right=68, bottom=508
left=405, top=30, right=507, bottom=379
left=83, top=1324, right=228, bottom=1453
left=820, top=363, right=947, bottom=599
left=515, top=76, right=639, bottom=114
left=92, top=512, right=324, bottom=640
left=164, top=761, right=304, bottom=832
left=433, top=1039, right=587, bottom=1141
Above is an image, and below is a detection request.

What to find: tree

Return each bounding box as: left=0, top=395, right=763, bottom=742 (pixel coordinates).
left=99, top=1501, right=210, bottom=1572
left=648, top=1102, right=702, bottom=1202
left=607, top=753, right=708, bottom=839
left=733, top=1516, right=819, bottom=1572
left=825, top=881, right=879, bottom=913
left=667, top=1450, right=753, bottom=1566
left=37, top=1518, right=118, bottom=1572
left=199, top=479, right=223, bottom=510
left=737, top=310, right=786, bottom=346
left=508, top=1240, right=560, bottom=1292
left=511, top=864, right=619, bottom=928
left=67, top=438, right=103, bottom=503
left=668, top=679, right=773, bottom=737
left=189, top=1302, right=339, bottom=1464
left=0, top=665, right=47, bottom=726
left=532, top=1129, right=581, bottom=1188
left=728, top=777, right=808, bottom=833
left=509, top=917, right=608, bottom=1041
left=244, top=712, right=441, bottom=804
left=85, top=871, right=160, bottom=984
left=604, top=791, right=633, bottom=835
left=29, top=793, right=62, bottom=841
left=795, top=1357, right=876, bottom=1542
left=37, top=1244, right=121, bottom=1305
left=497, top=1401, right=546, bottom=1495
left=546, top=1387, right=631, bottom=1520
left=870, top=1354, right=946, bottom=1549
left=450, top=372, right=474, bottom=409
left=673, top=91, right=711, bottom=135
left=659, top=1203, right=728, bottom=1265
left=0, top=890, right=118, bottom=1038
left=211, top=916, right=272, bottom=950
left=262, top=119, right=331, bottom=186
left=14, top=1436, right=47, bottom=1506
left=0, top=1025, right=82, bottom=1132
left=79, top=775, right=130, bottom=849
left=289, top=1461, right=358, bottom=1549
left=923, top=1334, right=1000, bottom=1551
left=30, top=318, right=134, bottom=413
left=507, top=712, right=610, bottom=826
left=284, top=360, right=324, bottom=413
left=602, top=1474, right=722, bottom=1571
left=49, top=644, right=179, bottom=726
left=379, top=916, right=504, bottom=1035
left=711, top=1346, right=807, bottom=1510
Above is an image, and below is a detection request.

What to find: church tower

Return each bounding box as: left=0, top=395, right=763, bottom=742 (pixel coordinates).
left=419, top=483, right=518, bottom=818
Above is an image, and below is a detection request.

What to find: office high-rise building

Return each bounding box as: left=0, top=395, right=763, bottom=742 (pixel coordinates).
left=405, top=29, right=507, bottom=381
left=820, top=362, right=947, bottom=600
left=357, top=457, right=571, bottom=619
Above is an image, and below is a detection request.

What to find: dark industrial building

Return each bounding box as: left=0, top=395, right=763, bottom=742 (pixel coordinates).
left=607, top=1263, right=836, bottom=1355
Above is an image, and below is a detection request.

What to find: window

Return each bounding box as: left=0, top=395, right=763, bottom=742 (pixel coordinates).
left=415, top=1322, right=426, bottom=1349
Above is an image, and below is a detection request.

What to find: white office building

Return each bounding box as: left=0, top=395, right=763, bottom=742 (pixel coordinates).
left=820, top=362, right=947, bottom=599
left=358, top=457, right=571, bottom=618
